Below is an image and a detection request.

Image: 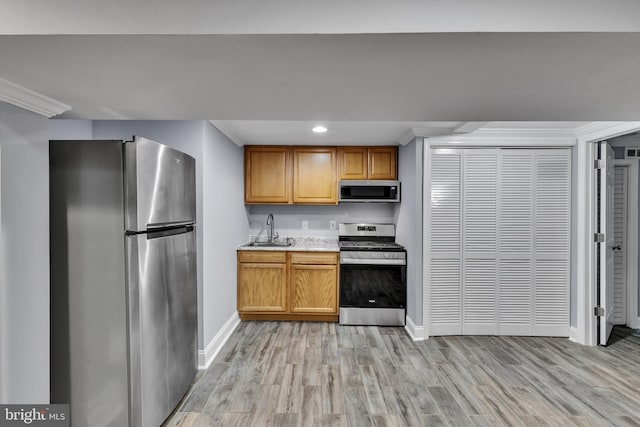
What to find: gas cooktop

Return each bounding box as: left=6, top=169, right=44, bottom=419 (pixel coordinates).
left=338, top=241, right=405, bottom=251
left=338, top=223, right=405, bottom=252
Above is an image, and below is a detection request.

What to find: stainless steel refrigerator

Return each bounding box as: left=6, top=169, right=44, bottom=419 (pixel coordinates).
left=50, top=137, right=197, bottom=427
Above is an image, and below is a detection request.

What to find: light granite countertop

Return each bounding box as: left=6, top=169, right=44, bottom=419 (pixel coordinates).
left=237, top=236, right=339, bottom=252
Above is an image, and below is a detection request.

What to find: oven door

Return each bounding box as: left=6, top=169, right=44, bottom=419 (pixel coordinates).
left=339, top=252, right=406, bottom=325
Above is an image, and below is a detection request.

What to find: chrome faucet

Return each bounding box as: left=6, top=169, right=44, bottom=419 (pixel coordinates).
left=266, top=213, right=278, bottom=243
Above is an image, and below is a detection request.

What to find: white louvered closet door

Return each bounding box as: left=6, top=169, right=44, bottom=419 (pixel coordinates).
left=428, top=149, right=462, bottom=335
left=534, top=149, right=570, bottom=336
left=498, top=150, right=535, bottom=335
left=462, top=149, right=498, bottom=335
left=427, top=147, right=571, bottom=337
left=612, top=166, right=628, bottom=325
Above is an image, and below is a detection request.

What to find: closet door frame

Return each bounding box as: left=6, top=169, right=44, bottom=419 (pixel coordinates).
left=575, top=123, right=640, bottom=346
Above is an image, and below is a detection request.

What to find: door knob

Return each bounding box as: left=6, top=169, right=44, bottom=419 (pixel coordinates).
left=612, top=244, right=622, bottom=251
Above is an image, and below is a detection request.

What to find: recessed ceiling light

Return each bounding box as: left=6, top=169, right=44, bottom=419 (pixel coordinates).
left=312, top=126, right=327, bottom=134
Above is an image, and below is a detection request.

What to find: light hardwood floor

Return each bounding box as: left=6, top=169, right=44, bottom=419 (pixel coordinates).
left=164, top=323, right=640, bottom=427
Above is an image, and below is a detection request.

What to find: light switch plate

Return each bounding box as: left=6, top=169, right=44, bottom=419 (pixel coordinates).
left=302, top=220, right=308, bottom=229
left=329, top=220, right=337, bottom=230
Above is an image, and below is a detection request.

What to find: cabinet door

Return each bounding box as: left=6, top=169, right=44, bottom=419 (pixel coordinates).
left=238, top=262, right=287, bottom=312
left=368, top=147, right=397, bottom=180
left=290, top=264, right=338, bottom=314
left=293, top=147, right=338, bottom=204
left=339, top=147, right=368, bottom=180
left=245, top=146, right=291, bottom=204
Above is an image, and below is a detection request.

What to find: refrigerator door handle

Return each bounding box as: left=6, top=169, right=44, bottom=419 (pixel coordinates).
left=147, top=220, right=196, bottom=231
left=146, top=225, right=195, bottom=240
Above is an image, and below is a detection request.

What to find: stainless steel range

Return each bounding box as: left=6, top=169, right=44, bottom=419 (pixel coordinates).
left=338, top=223, right=407, bottom=326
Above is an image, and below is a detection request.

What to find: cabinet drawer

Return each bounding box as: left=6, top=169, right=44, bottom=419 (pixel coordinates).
left=238, top=251, right=287, bottom=263
left=290, top=252, right=338, bottom=265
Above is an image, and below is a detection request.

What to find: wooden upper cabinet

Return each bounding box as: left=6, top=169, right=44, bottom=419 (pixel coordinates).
left=245, top=145, right=396, bottom=204
left=293, top=147, right=338, bottom=204
left=244, top=146, right=291, bottom=204
left=339, top=146, right=397, bottom=180
left=339, top=147, right=368, bottom=180
left=368, top=147, right=397, bottom=180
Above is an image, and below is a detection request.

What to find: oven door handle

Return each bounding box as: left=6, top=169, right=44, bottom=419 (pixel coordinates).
left=340, top=259, right=406, bottom=266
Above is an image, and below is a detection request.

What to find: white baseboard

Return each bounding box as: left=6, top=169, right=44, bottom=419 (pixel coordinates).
left=197, top=311, right=240, bottom=370
left=568, top=326, right=582, bottom=344
left=405, top=315, right=427, bottom=341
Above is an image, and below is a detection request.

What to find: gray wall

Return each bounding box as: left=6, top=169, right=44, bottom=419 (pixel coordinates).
left=0, top=102, right=50, bottom=403
left=247, top=204, right=395, bottom=239
left=92, top=120, right=249, bottom=351
left=48, top=119, right=92, bottom=139
left=201, top=123, right=249, bottom=347
left=394, top=139, right=424, bottom=326
left=92, top=121, right=207, bottom=348
left=0, top=117, right=248, bottom=402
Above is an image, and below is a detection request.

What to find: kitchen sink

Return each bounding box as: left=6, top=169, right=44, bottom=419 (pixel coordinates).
left=243, top=239, right=293, bottom=248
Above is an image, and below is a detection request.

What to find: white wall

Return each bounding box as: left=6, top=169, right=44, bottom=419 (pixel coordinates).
left=201, top=123, right=248, bottom=347
left=0, top=102, right=50, bottom=403
left=394, top=138, right=424, bottom=327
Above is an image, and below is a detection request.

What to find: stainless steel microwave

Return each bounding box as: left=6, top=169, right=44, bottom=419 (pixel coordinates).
left=338, top=180, right=400, bottom=203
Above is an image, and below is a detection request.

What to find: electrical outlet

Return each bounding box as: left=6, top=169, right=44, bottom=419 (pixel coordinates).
left=302, top=220, right=308, bottom=230
left=329, top=220, right=337, bottom=230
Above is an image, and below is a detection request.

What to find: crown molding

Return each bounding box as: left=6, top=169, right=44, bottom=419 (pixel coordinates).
left=575, top=121, right=640, bottom=143
left=397, top=129, right=417, bottom=146
left=474, top=127, right=577, bottom=137
left=425, top=127, right=577, bottom=146
left=0, top=77, right=70, bottom=118
left=208, top=120, right=245, bottom=147
left=399, top=122, right=492, bottom=145
left=453, top=121, right=490, bottom=133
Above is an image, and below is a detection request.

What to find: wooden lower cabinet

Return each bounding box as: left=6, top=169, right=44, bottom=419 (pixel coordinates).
left=237, top=252, right=287, bottom=313
left=290, top=252, right=338, bottom=314
left=237, top=251, right=339, bottom=321
left=237, top=263, right=287, bottom=312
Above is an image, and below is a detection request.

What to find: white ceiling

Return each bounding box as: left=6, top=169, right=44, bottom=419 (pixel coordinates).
left=0, top=2, right=639, bottom=145
left=210, top=121, right=469, bottom=146
left=2, top=0, right=640, bottom=34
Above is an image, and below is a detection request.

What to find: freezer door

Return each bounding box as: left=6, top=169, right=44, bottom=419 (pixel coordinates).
left=126, top=226, right=197, bottom=427
left=125, top=136, right=196, bottom=232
